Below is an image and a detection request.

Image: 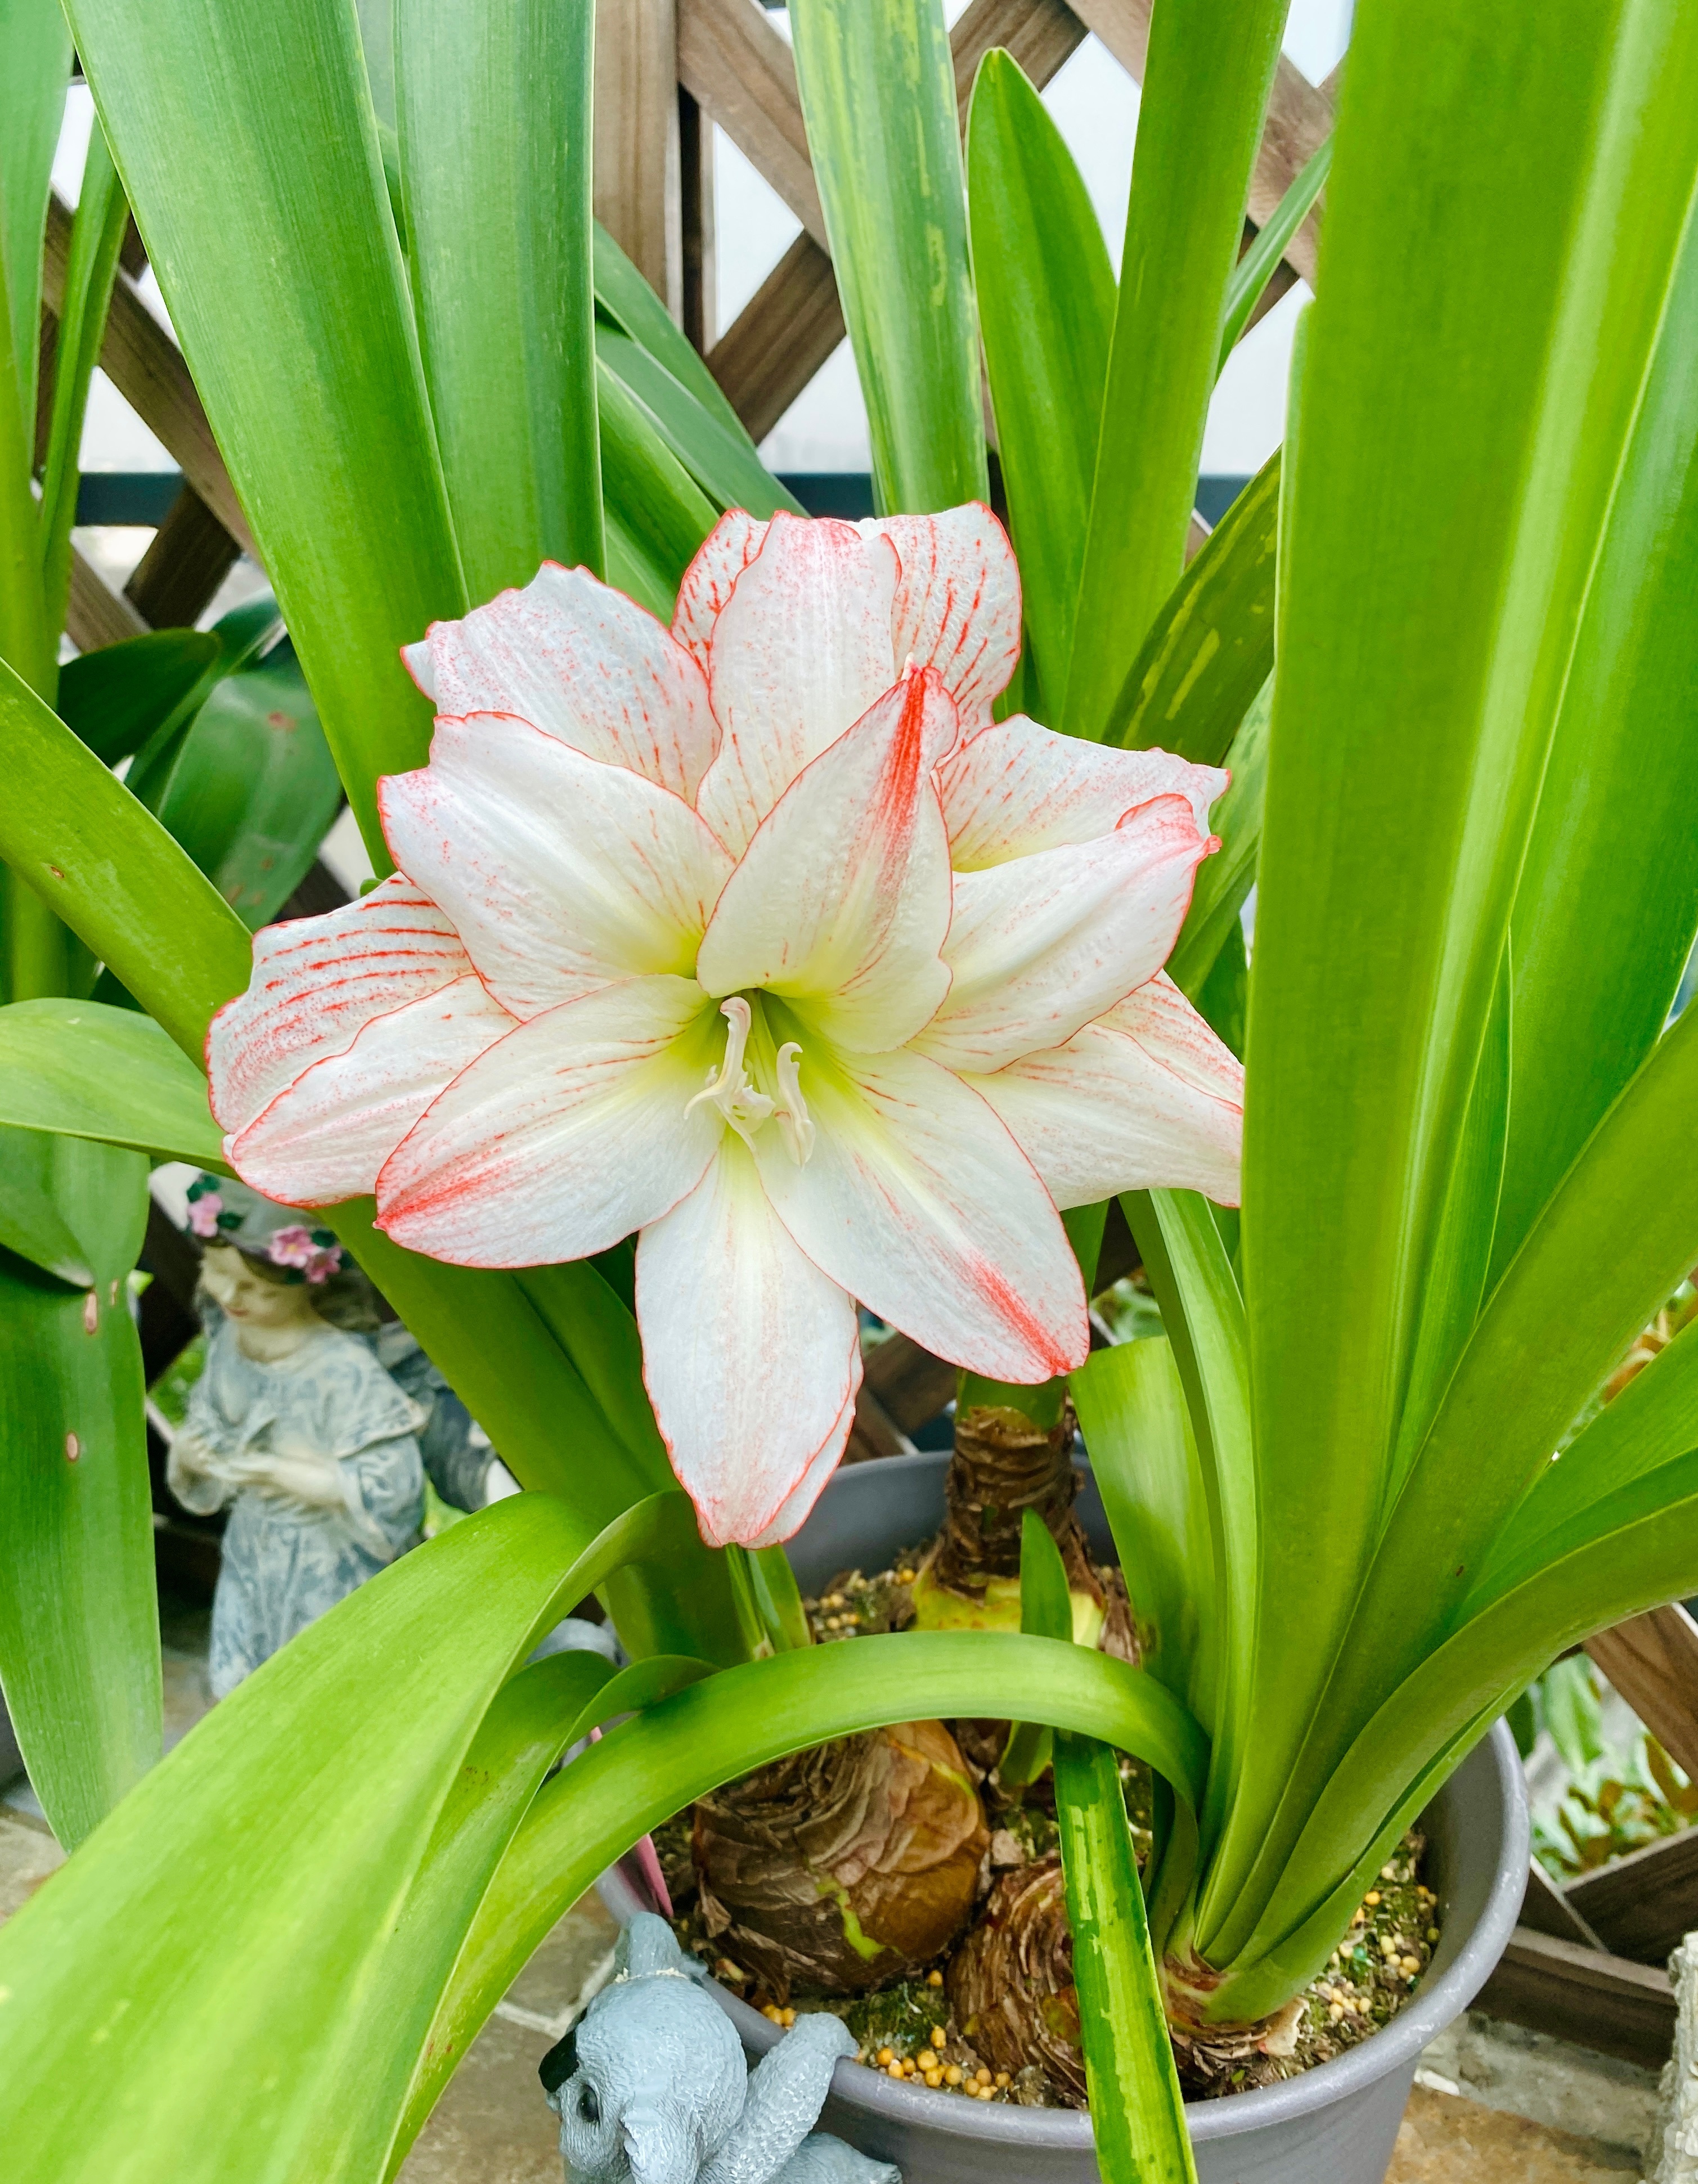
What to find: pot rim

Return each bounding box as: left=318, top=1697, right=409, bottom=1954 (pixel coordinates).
left=600, top=1450, right=1531, bottom=2148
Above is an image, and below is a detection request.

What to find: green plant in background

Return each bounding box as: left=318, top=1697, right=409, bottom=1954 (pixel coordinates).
left=1528, top=1656, right=1698, bottom=1879
left=0, top=2, right=1696, bottom=2183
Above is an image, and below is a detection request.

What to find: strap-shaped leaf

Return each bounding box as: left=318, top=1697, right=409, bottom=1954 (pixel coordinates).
left=0, top=1493, right=606, bottom=2183
left=1104, top=452, right=1279, bottom=761
left=1217, top=137, right=1331, bottom=372
left=598, top=322, right=802, bottom=522
left=967, top=49, right=1115, bottom=721
left=1062, top=0, right=1288, bottom=740
left=1121, top=1188, right=1252, bottom=1869
left=1493, top=206, right=1698, bottom=1275
left=0, top=656, right=253, bottom=1058
left=401, top=1632, right=1209, bottom=2156
left=0, top=1135, right=157, bottom=1849
left=65, top=0, right=466, bottom=859
left=1215, top=0, right=1698, bottom=1969
left=56, top=631, right=222, bottom=767
left=1073, top=1337, right=1219, bottom=1737
left=38, top=123, right=129, bottom=636
left=1469, top=1316, right=1698, bottom=1606
left=0, top=999, right=226, bottom=1165
left=788, top=0, right=987, bottom=514
left=1165, top=681, right=1269, bottom=1004
left=396, top=0, right=604, bottom=597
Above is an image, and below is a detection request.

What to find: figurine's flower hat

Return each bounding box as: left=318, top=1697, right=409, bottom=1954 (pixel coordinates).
left=185, top=1174, right=345, bottom=1286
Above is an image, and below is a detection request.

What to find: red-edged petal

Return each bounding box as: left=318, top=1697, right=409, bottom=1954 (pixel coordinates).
left=753, top=1036, right=1087, bottom=1382
left=375, top=976, right=724, bottom=1267
left=403, top=562, right=718, bottom=802
left=672, top=510, right=770, bottom=682
left=695, top=668, right=957, bottom=1054
left=207, top=875, right=472, bottom=1136
left=636, top=1136, right=861, bottom=1548
left=938, top=714, right=1228, bottom=870
left=379, top=712, right=734, bottom=1017
left=862, top=505, right=1022, bottom=728
left=972, top=973, right=1243, bottom=1208
left=227, top=974, right=516, bottom=1207
left=915, top=795, right=1214, bottom=1072
left=695, top=513, right=900, bottom=855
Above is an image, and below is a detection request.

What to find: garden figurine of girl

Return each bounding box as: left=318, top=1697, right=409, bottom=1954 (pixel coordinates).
left=167, top=1175, right=426, bottom=1698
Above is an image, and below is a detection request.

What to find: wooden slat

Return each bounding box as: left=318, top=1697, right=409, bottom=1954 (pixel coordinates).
left=707, top=234, right=841, bottom=442
left=1586, top=1603, right=1698, bottom=1785
left=42, top=195, right=255, bottom=559
left=864, top=1332, right=958, bottom=1438
left=676, top=0, right=824, bottom=247
left=1566, top=1825, right=1698, bottom=1967
left=950, top=0, right=1089, bottom=113
left=596, top=0, right=683, bottom=315
left=679, top=87, right=717, bottom=353
left=66, top=548, right=148, bottom=651
left=1519, top=1859, right=1605, bottom=1952
left=702, top=0, right=1088, bottom=437
left=1475, top=1926, right=1675, bottom=2069
left=125, top=485, right=241, bottom=630
left=845, top=1383, right=918, bottom=1466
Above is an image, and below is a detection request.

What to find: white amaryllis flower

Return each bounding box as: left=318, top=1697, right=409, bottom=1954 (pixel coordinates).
left=208, top=508, right=1242, bottom=1547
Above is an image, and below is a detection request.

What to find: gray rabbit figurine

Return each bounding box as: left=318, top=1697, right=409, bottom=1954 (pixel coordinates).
left=540, top=1916, right=900, bottom=2184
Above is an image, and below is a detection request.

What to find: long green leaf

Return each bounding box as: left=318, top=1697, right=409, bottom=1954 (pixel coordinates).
left=1387, top=944, right=1511, bottom=1488
left=38, top=120, right=129, bottom=637
left=0, top=999, right=224, bottom=1164
left=1213, top=0, right=1698, bottom=1967
left=0, top=1131, right=92, bottom=1284
left=1062, top=0, right=1288, bottom=740
left=0, top=1493, right=598, bottom=2183
left=65, top=0, right=467, bottom=860
left=1256, top=1454, right=1698, bottom=1976
left=1470, top=1317, right=1698, bottom=1605
left=598, top=321, right=802, bottom=522
left=0, top=657, right=253, bottom=1058
left=1355, top=991, right=1698, bottom=1705
left=1121, top=1189, right=1253, bottom=1866
left=788, top=0, right=987, bottom=514
left=401, top=1632, right=1208, bottom=2154
left=1165, top=681, right=1268, bottom=1004
left=0, top=1133, right=156, bottom=1849
left=0, top=0, right=69, bottom=442
left=395, top=0, right=603, bottom=597
left=1492, top=203, right=1698, bottom=1277
left=592, top=220, right=751, bottom=446
left=1057, top=1732, right=1196, bottom=2182
left=1074, top=1337, right=1218, bottom=1734
left=56, top=631, right=222, bottom=766
left=1013, top=1513, right=1197, bottom=2183
left=1104, top=452, right=1280, bottom=761
left=0, top=0, right=68, bottom=696
left=1217, top=137, right=1331, bottom=372
left=598, top=358, right=717, bottom=617
left=147, top=639, right=345, bottom=931
left=967, top=49, right=1115, bottom=722
left=315, top=1511, right=725, bottom=2184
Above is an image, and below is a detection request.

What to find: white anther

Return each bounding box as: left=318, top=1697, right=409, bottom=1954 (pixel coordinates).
left=773, top=1042, right=815, bottom=1166
left=686, top=997, right=775, bottom=1149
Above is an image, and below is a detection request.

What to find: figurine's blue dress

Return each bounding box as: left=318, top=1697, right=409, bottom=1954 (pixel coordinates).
left=174, top=1316, right=425, bottom=1696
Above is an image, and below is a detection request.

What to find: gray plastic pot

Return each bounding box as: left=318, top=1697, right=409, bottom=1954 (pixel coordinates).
left=602, top=1450, right=1529, bottom=2184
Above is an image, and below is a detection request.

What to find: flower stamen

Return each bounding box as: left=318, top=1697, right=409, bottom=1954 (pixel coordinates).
left=686, top=997, right=775, bottom=1149
left=774, top=1041, right=815, bottom=1166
